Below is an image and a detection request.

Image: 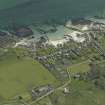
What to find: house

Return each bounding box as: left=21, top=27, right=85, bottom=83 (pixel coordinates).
left=63, top=88, right=70, bottom=94
left=31, top=85, right=53, bottom=99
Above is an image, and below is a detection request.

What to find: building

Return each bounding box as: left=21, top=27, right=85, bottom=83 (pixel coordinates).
left=31, top=85, right=53, bottom=99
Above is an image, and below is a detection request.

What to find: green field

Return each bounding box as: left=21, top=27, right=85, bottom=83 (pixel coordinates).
left=0, top=55, right=59, bottom=100
left=0, top=101, right=23, bottom=105
left=50, top=79, right=105, bottom=105
left=67, top=61, right=90, bottom=74
left=31, top=79, right=105, bottom=105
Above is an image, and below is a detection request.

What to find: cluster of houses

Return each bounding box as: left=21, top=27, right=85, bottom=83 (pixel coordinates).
left=36, top=41, right=86, bottom=81
left=6, top=18, right=105, bottom=82
left=31, top=85, right=53, bottom=100
left=37, top=53, right=69, bottom=81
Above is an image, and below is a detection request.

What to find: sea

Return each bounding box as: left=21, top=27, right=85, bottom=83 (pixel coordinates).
left=0, top=0, right=105, bottom=39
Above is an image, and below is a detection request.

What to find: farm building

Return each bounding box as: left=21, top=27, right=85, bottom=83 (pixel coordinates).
left=32, top=85, right=53, bottom=99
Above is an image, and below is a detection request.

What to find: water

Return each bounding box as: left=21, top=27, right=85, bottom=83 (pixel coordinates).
left=0, top=0, right=105, bottom=27
left=0, top=0, right=30, bottom=10
left=30, top=25, right=73, bottom=40
left=0, top=0, right=105, bottom=39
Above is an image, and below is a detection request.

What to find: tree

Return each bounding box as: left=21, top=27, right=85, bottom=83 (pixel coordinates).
left=87, top=63, right=100, bottom=80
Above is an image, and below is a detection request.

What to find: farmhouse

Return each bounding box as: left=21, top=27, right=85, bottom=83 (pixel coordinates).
left=31, top=85, right=53, bottom=99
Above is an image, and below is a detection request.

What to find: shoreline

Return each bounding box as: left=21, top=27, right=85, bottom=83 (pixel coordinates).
left=14, top=17, right=105, bottom=48
left=49, top=39, right=68, bottom=46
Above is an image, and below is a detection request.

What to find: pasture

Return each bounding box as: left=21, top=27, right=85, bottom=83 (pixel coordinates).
left=67, top=61, right=90, bottom=74
left=0, top=55, right=58, bottom=100
left=50, top=79, right=105, bottom=105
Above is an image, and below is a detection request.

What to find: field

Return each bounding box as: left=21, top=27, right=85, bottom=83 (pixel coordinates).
left=32, top=79, right=105, bottom=105
left=67, top=61, right=90, bottom=74
left=50, top=79, right=105, bottom=105
left=0, top=54, right=59, bottom=100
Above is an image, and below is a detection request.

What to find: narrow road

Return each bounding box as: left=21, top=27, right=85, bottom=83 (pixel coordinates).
left=28, top=60, right=90, bottom=105
left=24, top=59, right=105, bottom=105
left=29, top=78, right=71, bottom=105
left=29, top=76, right=71, bottom=105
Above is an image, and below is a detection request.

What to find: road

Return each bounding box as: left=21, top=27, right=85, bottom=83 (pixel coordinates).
left=29, top=75, right=71, bottom=105
left=28, top=60, right=89, bottom=105
left=23, top=59, right=105, bottom=105
left=28, top=81, right=70, bottom=105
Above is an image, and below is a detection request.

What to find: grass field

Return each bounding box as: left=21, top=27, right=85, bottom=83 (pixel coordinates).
left=29, top=78, right=105, bottom=105
left=0, top=101, right=23, bottom=105
left=0, top=55, right=59, bottom=100
left=50, top=79, right=105, bottom=105
left=67, top=61, right=90, bottom=74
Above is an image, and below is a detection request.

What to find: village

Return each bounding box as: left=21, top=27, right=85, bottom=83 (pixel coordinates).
left=14, top=17, right=105, bottom=81
left=1, top=17, right=105, bottom=105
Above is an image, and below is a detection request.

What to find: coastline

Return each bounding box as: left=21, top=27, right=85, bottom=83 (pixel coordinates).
left=14, top=16, right=105, bottom=48
left=49, top=39, right=68, bottom=46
